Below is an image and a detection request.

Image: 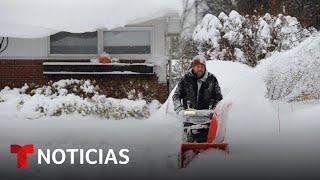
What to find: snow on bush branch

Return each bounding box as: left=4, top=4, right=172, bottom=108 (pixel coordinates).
left=193, top=10, right=317, bottom=66
left=0, top=79, right=161, bottom=119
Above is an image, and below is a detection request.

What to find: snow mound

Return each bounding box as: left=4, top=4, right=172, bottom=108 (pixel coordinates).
left=256, top=33, right=320, bottom=102
left=206, top=61, right=277, bottom=144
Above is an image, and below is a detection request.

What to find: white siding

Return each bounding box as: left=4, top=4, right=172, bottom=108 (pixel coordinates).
left=0, top=37, right=48, bottom=58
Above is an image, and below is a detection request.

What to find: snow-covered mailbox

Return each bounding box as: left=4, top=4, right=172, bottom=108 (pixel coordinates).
left=0, top=14, right=181, bottom=103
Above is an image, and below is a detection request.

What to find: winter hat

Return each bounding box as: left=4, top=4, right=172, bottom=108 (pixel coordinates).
left=191, top=55, right=206, bottom=67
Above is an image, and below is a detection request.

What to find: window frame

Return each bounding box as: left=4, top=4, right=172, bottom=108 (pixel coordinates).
left=102, top=27, right=154, bottom=58
left=48, top=27, right=154, bottom=59
left=48, top=31, right=99, bottom=58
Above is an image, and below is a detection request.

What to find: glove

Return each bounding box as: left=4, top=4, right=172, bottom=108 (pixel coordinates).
left=178, top=110, right=185, bottom=117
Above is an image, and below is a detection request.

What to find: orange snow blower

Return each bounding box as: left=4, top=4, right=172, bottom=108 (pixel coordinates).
left=179, top=103, right=232, bottom=168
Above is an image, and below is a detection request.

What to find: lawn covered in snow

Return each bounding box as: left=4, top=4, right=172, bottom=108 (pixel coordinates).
left=1, top=34, right=320, bottom=179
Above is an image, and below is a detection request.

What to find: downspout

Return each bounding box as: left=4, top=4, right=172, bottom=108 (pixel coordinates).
left=165, top=16, right=173, bottom=92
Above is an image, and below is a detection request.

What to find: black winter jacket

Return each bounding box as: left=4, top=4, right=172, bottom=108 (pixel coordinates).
left=173, top=69, right=223, bottom=113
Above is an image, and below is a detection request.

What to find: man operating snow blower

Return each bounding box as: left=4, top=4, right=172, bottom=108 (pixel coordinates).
left=173, top=55, right=223, bottom=143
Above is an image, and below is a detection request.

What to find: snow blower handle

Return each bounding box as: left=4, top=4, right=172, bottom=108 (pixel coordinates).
left=183, top=109, right=212, bottom=117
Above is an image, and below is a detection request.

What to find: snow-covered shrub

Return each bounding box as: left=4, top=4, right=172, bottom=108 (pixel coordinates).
left=127, top=89, right=143, bottom=100
left=21, top=79, right=100, bottom=98
left=0, top=79, right=161, bottom=119
left=193, top=10, right=316, bottom=67
left=256, top=33, right=320, bottom=102
left=125, top=83, right=152, bottom=101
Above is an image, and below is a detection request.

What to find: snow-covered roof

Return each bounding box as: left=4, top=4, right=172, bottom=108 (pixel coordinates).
left=0, top=0, right=182, bottom=38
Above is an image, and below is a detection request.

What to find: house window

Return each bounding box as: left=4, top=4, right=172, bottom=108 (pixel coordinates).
left=103, top=31, right=151, bottom=54
left=50, top=32, right=98, bottom=54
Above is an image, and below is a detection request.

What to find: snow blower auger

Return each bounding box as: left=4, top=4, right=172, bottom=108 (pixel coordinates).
left=179, top=102, right=232, bottom=168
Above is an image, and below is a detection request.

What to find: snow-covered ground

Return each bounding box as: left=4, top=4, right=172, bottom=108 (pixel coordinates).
left=1, top=35, right=320, bottom=179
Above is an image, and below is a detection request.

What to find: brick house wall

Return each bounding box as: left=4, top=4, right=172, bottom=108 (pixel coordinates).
left=0, top=60, right=45, bottom=87
left=0, top=59, right=169, bottom=103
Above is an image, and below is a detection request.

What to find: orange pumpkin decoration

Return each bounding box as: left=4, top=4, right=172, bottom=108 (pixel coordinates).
left=99, top=56, right=111, bottom=64
left=99, top=53, right=111, bottom=64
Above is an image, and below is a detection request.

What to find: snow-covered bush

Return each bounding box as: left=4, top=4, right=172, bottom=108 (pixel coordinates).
left=256, top=33, right=320, bottom=102
left=21, top=79, right=100, bottom=98
left=0, top=79, right=161, bottom=119
left=193, top=10, right=316, bottom=66
left=127, top=89, right=143, bottom=100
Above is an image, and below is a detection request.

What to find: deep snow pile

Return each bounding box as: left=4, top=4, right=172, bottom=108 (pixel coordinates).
left=0, top=79, right=161, bottom=119
left=0, top=0, right=182, bottom=38
left=256, top=33, right=320, bottom=102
